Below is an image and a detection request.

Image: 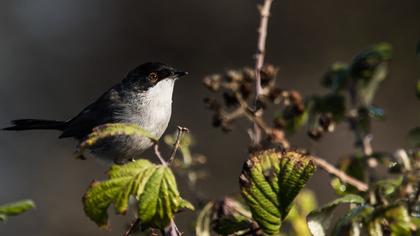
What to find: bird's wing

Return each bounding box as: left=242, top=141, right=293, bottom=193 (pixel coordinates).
left=60, top=86, right=123, bottom=140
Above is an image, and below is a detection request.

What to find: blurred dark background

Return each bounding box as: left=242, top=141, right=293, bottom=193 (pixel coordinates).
left=0, top=0, right=419, bottom=235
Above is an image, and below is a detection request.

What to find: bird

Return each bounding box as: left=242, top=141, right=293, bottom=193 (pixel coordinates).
left=3, top=62, right=188, bottom=164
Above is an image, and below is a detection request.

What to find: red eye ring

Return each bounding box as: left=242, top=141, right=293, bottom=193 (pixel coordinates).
left=148, top=72, right=158, bottom=82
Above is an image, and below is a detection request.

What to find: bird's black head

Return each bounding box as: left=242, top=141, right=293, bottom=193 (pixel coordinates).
left=123, top=62, right=188, bottom=90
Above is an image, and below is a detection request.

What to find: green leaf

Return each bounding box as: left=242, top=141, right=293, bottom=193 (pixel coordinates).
left=0, top=200, right=35, bottom=222
left=416, top=80, right=420, bottom=99
left=239, top=150, right=316, bottom=235
left=83, top=159, right=193, bottom=229
left=408, top=127, right=420, bottom=148
left=78, top=123, right=158, bottom=153
left=307, top=194, right=365, bottom=236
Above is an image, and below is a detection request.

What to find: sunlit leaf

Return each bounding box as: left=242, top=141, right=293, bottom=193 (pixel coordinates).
left=0, top=200, right=35, bottom=222
left=239, top=150, right=316, bottom=235
left=78, top=123, right=158, bottom=153
left=307, top=194, right=365, bottom=236
left=83, top=160, right=193, bottom=229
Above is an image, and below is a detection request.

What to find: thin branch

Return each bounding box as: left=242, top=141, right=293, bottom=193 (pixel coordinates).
left=124, top=218, right=140, bottom=236
left=311, top=156, right=369, bottom=192
left=154, top=143, right=167, bottom=165
left=252, top=0, right=274, bottom=146
left=168, top=126, right=189, bottom=164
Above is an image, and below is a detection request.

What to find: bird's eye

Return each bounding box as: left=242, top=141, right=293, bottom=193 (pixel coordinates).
left=148, top=72, right=158, bottom=82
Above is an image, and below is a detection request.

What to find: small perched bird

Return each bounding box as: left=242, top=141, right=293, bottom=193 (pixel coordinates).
left=4, top=62, right=188, bottom=163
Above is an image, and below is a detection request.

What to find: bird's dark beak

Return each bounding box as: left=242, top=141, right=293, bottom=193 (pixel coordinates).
left=175, top=71, right=189, bottom=77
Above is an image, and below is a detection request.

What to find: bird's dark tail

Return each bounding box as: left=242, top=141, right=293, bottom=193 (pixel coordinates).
left=3, top=119, right=67, bottom=131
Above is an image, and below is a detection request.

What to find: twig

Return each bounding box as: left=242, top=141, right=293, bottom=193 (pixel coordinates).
left=124, top=218, right=140, bottom=236
left=168, top=126, right=189, bottom=164
left=154, top=143, right=167, bottom=165
left=311, top=156, right=369, bottom=192
left=252, top=0, right=274, bottom=146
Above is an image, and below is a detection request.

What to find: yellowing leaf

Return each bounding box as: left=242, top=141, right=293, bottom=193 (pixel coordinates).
left=83, top=159, right=194, bottom=229
left=79, top=123, right=158, bottom=152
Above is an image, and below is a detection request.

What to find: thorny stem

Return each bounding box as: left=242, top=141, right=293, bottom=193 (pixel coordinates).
left=311, top=156, right=369, bottom=192
left=168, top=126, right=189, bottom=164
left=252, top=0, right=274, bottom=146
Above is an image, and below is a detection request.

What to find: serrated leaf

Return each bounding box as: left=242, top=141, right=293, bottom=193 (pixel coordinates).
left=307, top=194, right=365, bottom=236
left=239, top=150, right=316, bottom=235
left=0, top=200, right=35, bottom=222
left=83, top=159, right=193, bottom=229
left=78, top=123, right=158, bottom=153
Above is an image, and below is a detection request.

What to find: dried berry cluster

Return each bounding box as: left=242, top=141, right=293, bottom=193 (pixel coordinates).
left=203, top=64, right=307, bottom=149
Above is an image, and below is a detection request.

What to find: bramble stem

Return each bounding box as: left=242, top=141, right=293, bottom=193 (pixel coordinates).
left=252, top=0, right=274, bottom=146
